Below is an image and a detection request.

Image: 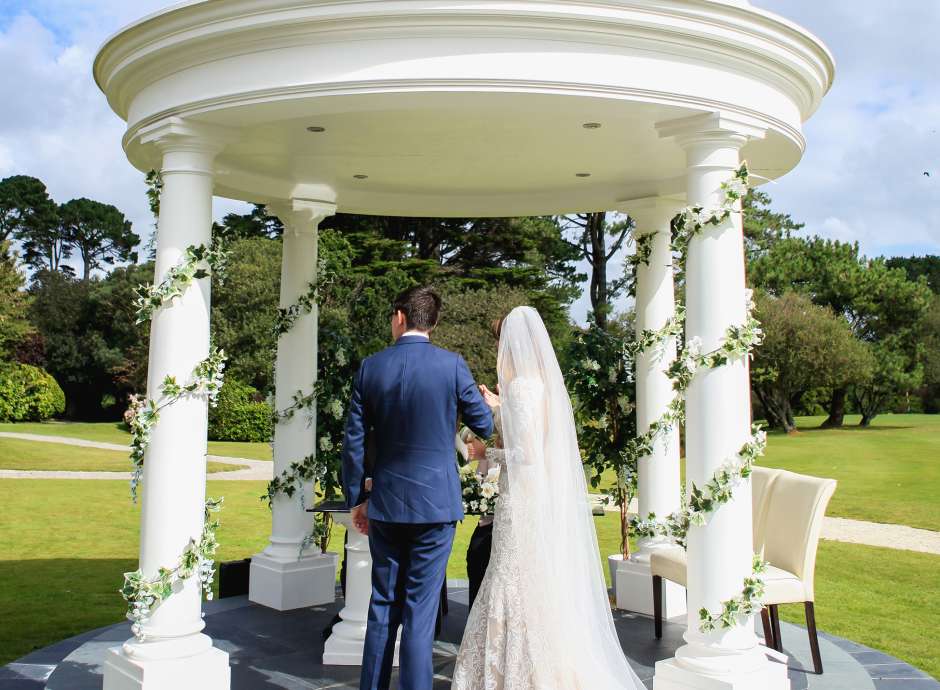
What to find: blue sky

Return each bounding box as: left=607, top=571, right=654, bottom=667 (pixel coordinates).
left=1, top=1, right=937, bottom=322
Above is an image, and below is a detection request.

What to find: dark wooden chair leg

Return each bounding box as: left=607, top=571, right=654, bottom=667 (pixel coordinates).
left=805, top=601, right=823, bottom=674
left=760, top=608, right=775, bottom=649
left=769, top=604, right=783, bottom=652
left=653, top=575, right=663, bottom=639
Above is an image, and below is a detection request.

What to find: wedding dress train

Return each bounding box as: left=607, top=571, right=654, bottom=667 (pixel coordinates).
left=452, top=307, right=645, bottom=690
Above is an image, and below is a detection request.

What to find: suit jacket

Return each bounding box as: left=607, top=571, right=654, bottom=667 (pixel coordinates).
left=342, top=335, right=493, bottom=523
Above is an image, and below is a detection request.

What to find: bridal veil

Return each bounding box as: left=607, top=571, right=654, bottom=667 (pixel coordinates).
left=496, top=306, right=645, bottom=689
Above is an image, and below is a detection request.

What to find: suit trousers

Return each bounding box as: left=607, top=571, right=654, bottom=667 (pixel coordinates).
left=361, top=520, right=456, bottom=690
left=466, top=521, right=494, bottom=609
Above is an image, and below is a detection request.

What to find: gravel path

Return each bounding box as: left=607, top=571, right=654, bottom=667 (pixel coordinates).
left=3, top=432, right=939, bottom=555
left=821, top=516, right=940, bottom=556
left=0, top=431, right=273, bottom=481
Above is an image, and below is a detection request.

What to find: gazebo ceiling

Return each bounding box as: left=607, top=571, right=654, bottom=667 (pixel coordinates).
left=94, top=0, right=834, bottom=217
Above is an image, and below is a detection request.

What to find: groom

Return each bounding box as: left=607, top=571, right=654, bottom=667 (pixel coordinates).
left=342, top=286, right=493, bottom=690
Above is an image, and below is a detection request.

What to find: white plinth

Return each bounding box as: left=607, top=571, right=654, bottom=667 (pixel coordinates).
left=613, top=554, right=687, bottom=618
left=323, top=514, right=400, bottom=667
left=653, top=650, right=789, bottom=690
left=249, top=551, right=338, bottom=611
left=102, top=638, right=230, bottom=690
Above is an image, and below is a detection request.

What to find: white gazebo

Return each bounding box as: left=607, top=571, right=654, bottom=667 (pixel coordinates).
left=94, top=1, right=833, bottom=689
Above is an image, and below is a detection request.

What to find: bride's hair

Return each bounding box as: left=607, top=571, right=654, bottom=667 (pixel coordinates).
left=491, top=316, right=505, bottom=342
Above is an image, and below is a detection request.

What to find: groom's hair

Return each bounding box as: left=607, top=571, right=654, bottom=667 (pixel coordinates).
left=393, top=286, right=442, bottom=331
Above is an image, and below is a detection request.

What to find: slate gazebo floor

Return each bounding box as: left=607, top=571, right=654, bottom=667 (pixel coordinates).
left=2, top=583, right=936, bottom=690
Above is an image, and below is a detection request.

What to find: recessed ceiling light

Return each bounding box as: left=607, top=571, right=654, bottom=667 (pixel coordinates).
left=582, top=122, right=602, bottom=129
left=575, top=173, right=591, bottom=178
left=353, top=174, right=368, bottom=180
left=306, top=126, right=326, bottom=132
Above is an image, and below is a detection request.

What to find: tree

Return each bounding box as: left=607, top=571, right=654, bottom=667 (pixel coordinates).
left=28, top=266, right=150, bottom=418
left=742, top=188, right=804, bottom=261
left=0, top=175, right=57, bottom=249
left=433, top=285, right=531, bottom=385
left=0, top=243, right=33, bottom=358
left=886, top=255, right=940, bottom=294
left=920, top=297, right=940, bottom=413
left=851, top=336, right=922, bottom=426
left=59, top=198, right=139, bottom=279
left=750, top=237, right=932, bottom=426
left=559, top=211, right=631, bottom=329
left=214, top=204, right=284, bottom=241
left=210, top=237, right=283, bottom=393
left=751, top=291, right=872, bottom=432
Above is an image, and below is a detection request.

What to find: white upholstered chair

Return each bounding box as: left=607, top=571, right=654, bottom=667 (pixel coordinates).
left=650, top=468, right=836, bottom=674
left=760, top=470, right=837, bottom=674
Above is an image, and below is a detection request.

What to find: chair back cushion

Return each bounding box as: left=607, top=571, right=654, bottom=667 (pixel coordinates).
left=762, top=470, right=837, bottom=601
left=751, top=466, right=782, bottom=554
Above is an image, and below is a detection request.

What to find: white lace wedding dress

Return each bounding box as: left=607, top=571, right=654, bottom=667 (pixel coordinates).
left=452, top=307, right=645, bottom=690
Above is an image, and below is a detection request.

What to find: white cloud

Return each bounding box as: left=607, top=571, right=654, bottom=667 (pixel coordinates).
left=0, top=5, right=248, bottom=276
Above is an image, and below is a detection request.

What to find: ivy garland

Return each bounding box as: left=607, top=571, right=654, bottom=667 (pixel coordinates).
left=699, top=554, right=768, bottom=632
left=122, top=184, right=233, bottom=632
left=120, top=497, right=224, bottom=640
left=127, top=349, right=226, bottom=501
left=617, top=162, right=769, bottom=631
left=263, top=259, right=348, bottom=554
left=133, top=239, right=229, bottom=325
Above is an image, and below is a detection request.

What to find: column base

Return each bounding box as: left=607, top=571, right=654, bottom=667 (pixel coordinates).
left=323, top=623, right=400, bottom=666
left=102, top=639, right=230, bottom=690
left=612, top=554, right=687, bottom=618
left=249, top=551, right=338, bottom=611
left=653, top=651, right=789, bottom=690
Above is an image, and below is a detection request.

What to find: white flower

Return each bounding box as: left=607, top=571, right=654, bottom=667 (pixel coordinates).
left=481, top=484, right=496, bottom=500
left=485, top=466, right=500, bottom=482
left=319, top=436, right=333, bottom=452
left=478, top=499, right=489, bottom=513
left=617, top=396, right=634, bottom=413
left=335, top=348, right=347, bottom=367
left=470, top=501, right=479, bottom=512
left=608, top=367, right=618, bottom=383
left=686, top=336, right=703, bottom=358
left=582, top=358, right=601, bottom=371
left=327, top=399, right=344, bottom=419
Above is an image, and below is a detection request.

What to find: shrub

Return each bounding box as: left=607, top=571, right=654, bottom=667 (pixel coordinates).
left=208, top=379, right=273, bottom=442
left=0, top=362, right=66, bottom=422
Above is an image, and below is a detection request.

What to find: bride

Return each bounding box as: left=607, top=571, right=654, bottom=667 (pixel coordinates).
left=452, top=306, right=646, bottom=690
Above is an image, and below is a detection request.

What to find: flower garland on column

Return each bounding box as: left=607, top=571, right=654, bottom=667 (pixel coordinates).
left=120, top=208, right=231, bottom=636
left=121, top=497, right=224, bottom=640
left=262, top=258, right=346, bottom=552
left=621, top=163, right=770, bottom=631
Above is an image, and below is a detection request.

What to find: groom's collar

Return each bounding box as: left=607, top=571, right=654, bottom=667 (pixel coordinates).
left=395, top=332, right=430, bottom=345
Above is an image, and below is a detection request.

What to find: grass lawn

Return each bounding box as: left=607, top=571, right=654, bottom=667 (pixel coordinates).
left=760, top=414, right=940, bottom=531
left=0, top=438, right=238, bottom=473
left=1, top=478, right=937, bottom=680
left=0, top=421, right=272, bottom=461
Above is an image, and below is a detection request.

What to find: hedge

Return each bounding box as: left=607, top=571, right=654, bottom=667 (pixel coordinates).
left=0, top=362, right=66, bottom=422
left=207, top=379, right=273, bottom=443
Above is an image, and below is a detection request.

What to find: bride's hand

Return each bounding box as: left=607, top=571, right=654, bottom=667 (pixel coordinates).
left=479, top=384, right=500, bottom=410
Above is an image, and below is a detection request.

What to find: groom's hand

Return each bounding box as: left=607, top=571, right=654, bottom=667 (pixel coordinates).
left=351, top=501, right=370, bottom=535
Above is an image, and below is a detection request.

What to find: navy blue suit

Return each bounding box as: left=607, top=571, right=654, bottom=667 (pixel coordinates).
left=342, top=334, right=492, bottom=690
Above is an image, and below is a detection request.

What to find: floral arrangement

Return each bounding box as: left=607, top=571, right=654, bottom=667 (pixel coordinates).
left=120, top=497, right=224, bottom=640
left=456, top=426, right=500, bottom=515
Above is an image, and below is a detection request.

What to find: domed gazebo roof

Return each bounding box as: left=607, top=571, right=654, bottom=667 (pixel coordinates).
left=94, top=0, right=834, bottom=217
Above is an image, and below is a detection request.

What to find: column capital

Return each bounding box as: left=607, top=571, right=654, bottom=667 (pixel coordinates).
left=137, top=117, right=236, bottom=174
left=615, top=196, right=685, bottom=231
left=267, top=198, right=337, bottom=236
left=656, top=112, right=767, bottom=150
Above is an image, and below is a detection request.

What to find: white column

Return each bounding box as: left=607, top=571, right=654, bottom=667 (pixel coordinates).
left=323, top=515, right=400, bottom=666
left=104, top=120, right=230, bottom=690
left=653, top=113, right=787, bottom=690
left=612, top=198, right=686, bottom=618
left=249, top=198, right=339, bottom=611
